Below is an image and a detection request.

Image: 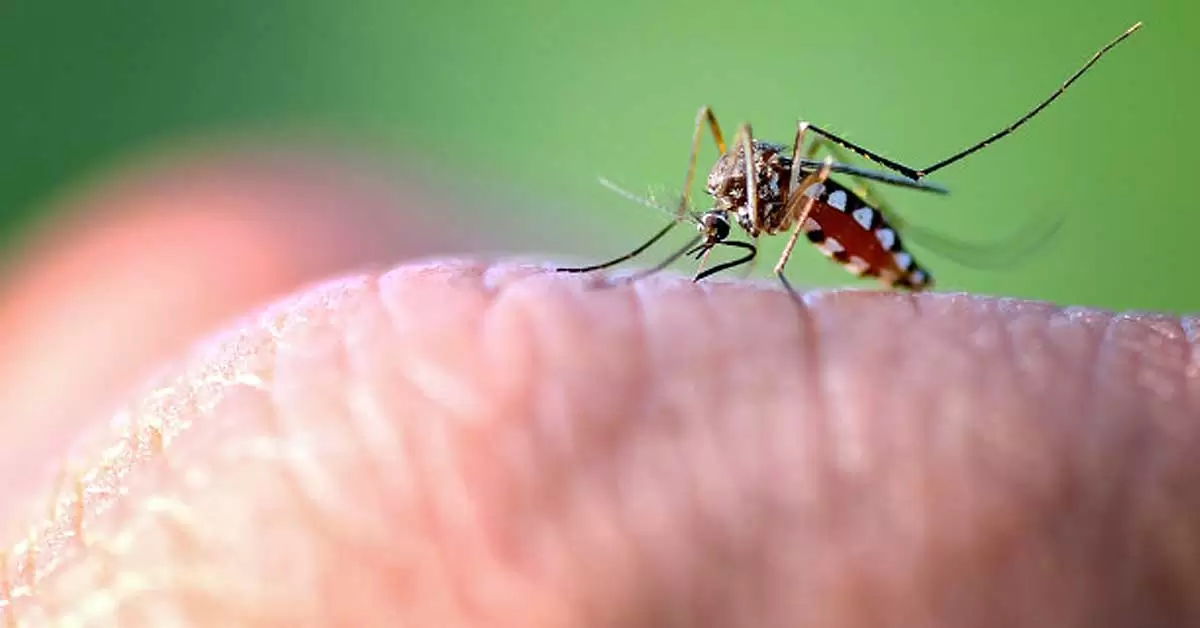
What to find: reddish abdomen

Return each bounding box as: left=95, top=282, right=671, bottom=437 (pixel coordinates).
left=798, top=182, right=932, bottom=290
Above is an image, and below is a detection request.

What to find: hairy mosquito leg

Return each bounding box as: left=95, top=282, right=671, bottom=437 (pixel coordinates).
left=679, top=106, right=727, bottom=215
left=770, top=120, right=836, bottom=300
left=731, top=121, right=762, bottom=231
left=790, top=121, right=812, bottom=193
left=774, top=156, right=835, bottom=301
left=776, top=158, right=835, bottom=274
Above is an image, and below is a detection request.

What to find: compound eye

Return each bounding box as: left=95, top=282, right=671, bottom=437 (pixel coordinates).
left=714, top=216, right=730, bottom=241
left=702, top=213, right=730, bottom=241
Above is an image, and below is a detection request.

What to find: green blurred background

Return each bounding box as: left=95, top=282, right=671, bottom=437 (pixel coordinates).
left=0, top=0, right=1193, bottom=312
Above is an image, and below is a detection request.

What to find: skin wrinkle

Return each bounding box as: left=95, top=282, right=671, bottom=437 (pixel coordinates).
left=617, top=277, right=670, bottom=622
left=1080, top=314, right=1144, bottom=623
left=1029, top=312, right=1144, bottom=625
left=1137, top=316, right=1192, bottom=406
left=646, top=279, right=756, bottom=626
left=1169, top=317, right=1200, bottom=410
left=356, top=271, right=457, bottom=623
left=267, top=275, right=400, bottom=625
left=755, top=285, right=839, bottom=626
left=1131, top=426, right=1200, bottom=621
left=342, top=272, right=468, bottom=617
left=685, top=280, right=771, bottom=626
left=756, top=287, right=832, bottom=626
left=497, top=271, right=713, bottom=625
left=469, top=274, right=584, bottom=623
left=475, top=269, right=585, bottom=621
left=1117, top=316, right=1200, bottom=622
left=1074, top=314, right=1196, bottom=624
left=5, top=261, right=1200, bottom=626
left=828, top=292, right=944, bottom=625
left=731, top=280, right=826, bottom=624
left=487, top=270, right=664, bottom=625
left=4, top=278, right=407, bottom=624
left=6, top=338, right=278, bottom=621
left=1179, top=318, right=1200, bottom=381
left=201, top=284, right=388, bottom=624
left=376, top=263, right=503, bottom=625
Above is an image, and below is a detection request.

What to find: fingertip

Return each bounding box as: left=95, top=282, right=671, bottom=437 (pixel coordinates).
left=11, top=258, right=1200, bottom=626
left=0, top=149, right=478, bottom=525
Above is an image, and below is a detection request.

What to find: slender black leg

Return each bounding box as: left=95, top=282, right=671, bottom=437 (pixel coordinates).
left=806, top=135, right=1065, bottom=271
left=804, top=23, right=1141, bottom=181
left=558, top=106, right=729, bottom=274
left=694, top=241, right=758, bottom=282
left=556, top=221, right=678, bottom=273
left=621, top=234, right=703, bottom=283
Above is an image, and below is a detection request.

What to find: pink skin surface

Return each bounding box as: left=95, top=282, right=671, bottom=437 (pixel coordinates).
left=1, top=150, right=1199, bottom=627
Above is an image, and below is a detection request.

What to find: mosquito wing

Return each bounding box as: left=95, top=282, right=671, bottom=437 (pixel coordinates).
left=880, top=203, right=1068, bottom=270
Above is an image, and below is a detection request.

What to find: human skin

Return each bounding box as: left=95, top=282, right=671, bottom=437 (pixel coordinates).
left=1, top=152, right=1199, bottom=627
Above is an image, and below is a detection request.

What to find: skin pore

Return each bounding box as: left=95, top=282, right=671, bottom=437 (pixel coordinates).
left=1, top=153, right=1199, bottom=627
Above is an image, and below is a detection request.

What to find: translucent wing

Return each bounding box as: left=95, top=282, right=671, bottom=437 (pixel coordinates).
left=882, top=204, right=1069, bottom=270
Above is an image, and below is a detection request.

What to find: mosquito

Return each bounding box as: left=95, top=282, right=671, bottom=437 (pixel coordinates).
left=557, top=22, right=1143, bottom=298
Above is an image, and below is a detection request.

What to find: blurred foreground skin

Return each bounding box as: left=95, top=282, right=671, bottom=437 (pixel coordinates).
left=2, top=156, right=1200, bottom=627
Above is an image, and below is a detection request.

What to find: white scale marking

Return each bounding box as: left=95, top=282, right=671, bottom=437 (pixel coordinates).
left=910, top=269, right=928, bottom=285
left=802, top=183, right=825, bottom=199
left=894, top=251, right=913, bottom=270
left=846, top=256, right=870, bottom=275
left=875, top=228, right=896, bottom=250
left=852, top=207, right=874, bottom=229
left=827, top=190, right=848, bottom=211
left=802, top=217, right=820, bottom=232
left=822, top=237, right=845, bottom=254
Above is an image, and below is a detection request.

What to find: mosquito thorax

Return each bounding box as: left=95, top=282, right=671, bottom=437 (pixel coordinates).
left=705, top=140, right=794, bottom=236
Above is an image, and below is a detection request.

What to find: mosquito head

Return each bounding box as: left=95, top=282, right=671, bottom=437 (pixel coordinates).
left=697, top=210, right=730, bottom=245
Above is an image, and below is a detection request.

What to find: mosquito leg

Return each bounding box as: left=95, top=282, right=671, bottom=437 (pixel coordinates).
left=773, top=155, right=835, bottom=302
left=692, top=236, right=760, bottom=282
left=687, top=117, right=760, bottom=285
left=695, top=241, right=758, bottom=282
left=731, top=121, right=761, bottom=234
left=806, top=135, right=1065, bottom=271
left=802, top=124, right=923, bottom=180
left=807, top=135, right=901, bottom=224
left=622, top=234, right=703, bottom=283
left=679, top=106, right=728, bottom=216
left=790, top=121, right=812, bottom=193
left=776, top=158, right=834, bottom=275
left=691, top=245, right=716, bottom=281
left=559, top=106, right=726, bottom=275
left=556, top=221, right=679, bottom=273
left=732, top=234, right=760, bottom=279
left=804, top=22, right=1141, bottom=181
